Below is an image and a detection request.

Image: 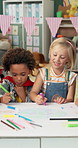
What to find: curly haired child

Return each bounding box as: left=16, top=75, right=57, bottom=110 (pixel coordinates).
left=0, top=48, right=35, bottom=104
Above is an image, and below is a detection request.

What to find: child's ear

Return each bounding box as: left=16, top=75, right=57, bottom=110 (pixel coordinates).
left=29, top=70, right=32, bottom=74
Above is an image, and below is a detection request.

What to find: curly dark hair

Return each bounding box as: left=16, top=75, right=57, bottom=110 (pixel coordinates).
left=2, top=48, right=36, bottom=72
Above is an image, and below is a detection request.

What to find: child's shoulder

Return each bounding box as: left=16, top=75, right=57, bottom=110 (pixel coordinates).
left=65, top=70, right=77, bottom=86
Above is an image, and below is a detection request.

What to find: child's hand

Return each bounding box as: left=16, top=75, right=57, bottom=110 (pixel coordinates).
left=53, top=96, right=65, bottom=104
left=35, top=94, right=47, bottom=105
left=0, top=93, right=12, bottom=104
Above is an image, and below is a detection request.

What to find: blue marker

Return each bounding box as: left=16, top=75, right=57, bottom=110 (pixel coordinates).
left=15, top=114, right=33, bottom=122
left=61, top=107, right=64, bottom=109
left=7, top=106, right=16, bottom=110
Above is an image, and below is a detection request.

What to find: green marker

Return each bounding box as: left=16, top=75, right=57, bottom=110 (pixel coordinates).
left=0, top=84, right=15, bottom=101
left=68, top=120, right=78, bottom=122
left=7, top=119, right=21, bottom=130
left=67, top=124, right=78, bottom=127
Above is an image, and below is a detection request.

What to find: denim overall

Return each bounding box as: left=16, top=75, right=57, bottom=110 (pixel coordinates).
left=45, top=69, right=70, bottom=102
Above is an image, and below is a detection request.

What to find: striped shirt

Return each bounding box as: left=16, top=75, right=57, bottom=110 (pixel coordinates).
left=39, top=67, right=77, bottom=94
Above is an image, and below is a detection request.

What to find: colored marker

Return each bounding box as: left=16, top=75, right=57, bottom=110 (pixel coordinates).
left=8, top=119, right=25, bottom=129
left=50, top=118, right=78, bottom=120
left=7, top=119, right=21, bottom=130
left=1, top=120, right=17, bottom=130
left=15, top=114, right=33, bottom=122
left=68, top=120, right=78, bottom=122
left=30, top=122, right=42, bottom=127
left=3, top=115, right=15, bottom=118
left=0, top=84, right=15, bottom=101
left=7, top=106, right=16, bottom=110
left=67, top=124, right=78, bottom=127
left=39, top=93, right=46, bottom=105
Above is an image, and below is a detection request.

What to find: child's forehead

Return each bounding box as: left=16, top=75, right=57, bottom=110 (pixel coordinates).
left=10, top=64, right=28, bottom=71
left=52, top=44, right=67, bottom=51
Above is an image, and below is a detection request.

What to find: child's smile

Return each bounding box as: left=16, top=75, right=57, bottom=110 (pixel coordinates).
left=50, top=46, right=69, bottom=74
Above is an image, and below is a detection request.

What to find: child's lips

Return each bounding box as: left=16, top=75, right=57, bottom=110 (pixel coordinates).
left=15, top=82, right=23, bottom=86
left=54, top=62, right=60, bottom=66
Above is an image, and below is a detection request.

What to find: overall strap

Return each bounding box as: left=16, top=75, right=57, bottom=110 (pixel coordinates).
left=45, top=66, right=51, bottom=80
left=65, top=70, right=70, bottom=82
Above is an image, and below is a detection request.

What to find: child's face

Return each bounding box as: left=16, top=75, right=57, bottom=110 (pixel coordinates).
left=50, top=45, right=69, bottom=72
left=10, top=64, right=31, bottom=86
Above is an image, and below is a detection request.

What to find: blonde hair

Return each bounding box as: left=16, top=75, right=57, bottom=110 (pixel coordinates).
left=49, top=37, right=76, bottom=70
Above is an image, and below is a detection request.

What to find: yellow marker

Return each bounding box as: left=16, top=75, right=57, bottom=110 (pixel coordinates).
left=3, top=115, right=15, bottom=118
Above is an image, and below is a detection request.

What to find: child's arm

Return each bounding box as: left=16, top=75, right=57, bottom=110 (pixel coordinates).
left=14, top=86, right=26, bottom=102
left=30, top=72, right=47, bottom=104
left=64, top=79, right=76, bottom=103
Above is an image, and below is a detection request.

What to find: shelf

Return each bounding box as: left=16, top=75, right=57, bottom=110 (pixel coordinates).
left=3, top=0, right=54, bottom=60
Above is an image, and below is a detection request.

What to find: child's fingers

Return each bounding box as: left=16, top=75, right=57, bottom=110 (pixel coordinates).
left=57, top=97, right=65, bottom=104
left=4, top=93, right=12, bottom=101
left=43, top=97, right=47, bottom=103
left=53, top=97, right=65, bottom=104
left=35, top=95, right=43, bottom=104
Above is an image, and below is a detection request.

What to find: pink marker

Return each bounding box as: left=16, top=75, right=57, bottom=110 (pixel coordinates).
left=39, top=93, right=46, bottom=105
left=7, top=119, right=25, bottom=129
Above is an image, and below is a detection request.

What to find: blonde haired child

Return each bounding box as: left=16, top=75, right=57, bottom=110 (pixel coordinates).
left=30, top=37, right=77, bottom=104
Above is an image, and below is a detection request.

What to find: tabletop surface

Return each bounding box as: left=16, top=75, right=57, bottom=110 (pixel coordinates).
left=0, top=102, right=78, bottom=138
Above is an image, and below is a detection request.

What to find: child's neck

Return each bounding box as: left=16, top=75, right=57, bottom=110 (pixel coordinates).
left=52, top=68, right=64, bottom=75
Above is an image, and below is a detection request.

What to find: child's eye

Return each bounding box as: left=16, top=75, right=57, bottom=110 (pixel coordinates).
left=53, top=53, right=57, bottom=56
left=60, top=56, right=65, bottom=59
left=21, top=73, right=26, bottom=76
left=12, top=74, right=17, bottom=76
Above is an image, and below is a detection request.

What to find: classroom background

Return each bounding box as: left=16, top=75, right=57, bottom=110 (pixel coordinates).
left=0, top=0, right=78, bottom=99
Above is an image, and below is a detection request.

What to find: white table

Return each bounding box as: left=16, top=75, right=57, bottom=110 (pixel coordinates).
left=0, top=102, right=78, bottom=148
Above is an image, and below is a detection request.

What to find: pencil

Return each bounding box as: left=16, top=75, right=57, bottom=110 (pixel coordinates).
left=1, top=120, right=16, bottom=130
left=7, top=119, right=21, bottom=130
left=0, top=84, right=15, bottom=101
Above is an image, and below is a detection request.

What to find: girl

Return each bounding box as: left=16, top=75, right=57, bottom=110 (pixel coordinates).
left=30, top=37, right=77, bottom=104
left=0, top=48, right=35, bottom=104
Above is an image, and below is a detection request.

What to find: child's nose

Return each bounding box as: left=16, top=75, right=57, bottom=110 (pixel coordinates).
left=17, top=76, right=21, bottom=81
left=56, top=56, right=60, bottom=61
